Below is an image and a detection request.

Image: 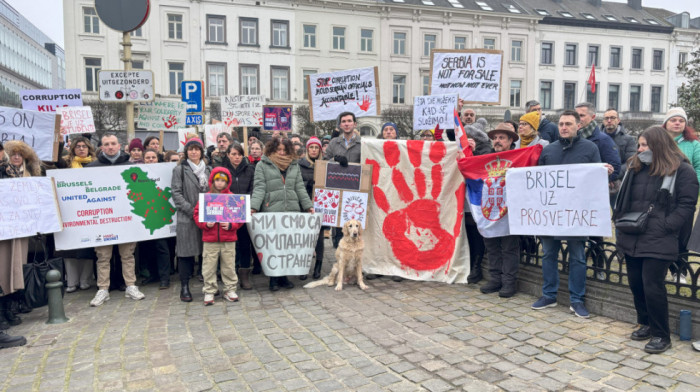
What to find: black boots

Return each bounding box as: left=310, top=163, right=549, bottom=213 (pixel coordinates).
left=480, top=280, right=501, bottom=294
left=630, top=325, right=652, bottom=341
left=0, top=331, right=26, bottom=349
left=269, top=277, right=280, bottom=291
left=238, top=268, right=252, bottom=290
left=269, top=277, right=293, bottom=291
left=468, top=255, right=483, bottom=284
left=180, top=281, right=192, bottom=302
left=644, top=337, right=672, bottom=354
left=0, top=298, right=20, bottom=328
left=313, top=260, right=323, bottom=279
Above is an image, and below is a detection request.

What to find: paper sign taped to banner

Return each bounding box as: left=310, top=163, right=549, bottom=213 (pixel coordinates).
left=313, top=188, right=340, bottom=226
left=56, top=106, right=95, bottom=135
left=430, top=49, right=503, bottom=105
left=505, top=163, right=612, bottom=237
left=307, top=67, right=380, bottom=122
left=198, top=194, right=250, bottom=223
left=313, top=188, right=369, bottom=229
left=137, top=100, right=187, bottom=130
left=0, top=106, right=60, bottom=161
left=413, top=94, right=458, bottom=131
left=220, top=95, right=264, bottom=127
left=247, top=212, right=321, bottom=276
left=0, top=177, right=62, bottom=240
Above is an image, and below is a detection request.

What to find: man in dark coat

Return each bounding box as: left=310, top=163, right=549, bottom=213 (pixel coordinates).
left=86, top=133, right=145, bottom=307
left=575, top=102, right=621, bottom=182
left=603, top=108, right=636, bottom=204
left=532, top=111, right=601, bottom=319
left=526, top=100, right=559, bottom=143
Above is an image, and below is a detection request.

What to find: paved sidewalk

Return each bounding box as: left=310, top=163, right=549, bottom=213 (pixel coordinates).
left=1, top=241, right=699, bottom=391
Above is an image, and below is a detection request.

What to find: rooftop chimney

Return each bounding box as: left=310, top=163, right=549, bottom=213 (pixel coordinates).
left=588, top=0, right=602, bottom=6
left=628, top=0, right=642, bottom=10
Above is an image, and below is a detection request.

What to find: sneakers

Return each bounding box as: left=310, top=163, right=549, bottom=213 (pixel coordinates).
left=630, top=325, right=652, bottom=341
left=671, top=274, right=687, bottom=284
left=65, top=286, right=77, bottom=293
left=203, top=293, right=215, bottom=306
left=644, top=337, right=672, bottom=354
left=595, top=271, right=606, bottom=280
left=125, top=286, right=145, bottom=300
left=223, top=291, right=239, bottom=302
left=79, top=283, right=91, bottom=290
left=531, top=296, right=557, bottom=310
left=569, top=302, right=590, bottom=318
left=90, top=289, right=110, bottom=307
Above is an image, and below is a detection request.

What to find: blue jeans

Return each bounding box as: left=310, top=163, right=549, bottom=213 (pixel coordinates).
left=541, top=238, right=587, bottom=304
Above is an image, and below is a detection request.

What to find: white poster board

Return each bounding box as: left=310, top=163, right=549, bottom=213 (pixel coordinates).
left=177, top=128, right=197, bottom=149
left=0, top=106, right=59, bottom=161
left=137, top=100, right=187, bottom=130
left=220, top=95, right=264, bottom=127
left=307, top=67, right=380, bottom=122
left=505, top=164, right=612, bottom=237
left=247, top=212, right=321, bottom=276
left=57, top=106, right=95, bottom=135
left=0, top=177, right=62, bottom=240
left=48, top=163, right=178, bottom=250
left=21, top=89, right=83, bottom=112
left=203, top=124, right=227, bottom=148
left=98, top=70, right=154, bottom=102
left=413, top=94, right=458, bottom=131
left=430, top=50, right=503, bottom=105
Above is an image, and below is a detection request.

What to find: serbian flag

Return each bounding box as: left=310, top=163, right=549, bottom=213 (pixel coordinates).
left=457, top=145, right=542, bottom=238
left=588, top=64, right=596, bottom=93
left=454, top=108, right=472, bottom=157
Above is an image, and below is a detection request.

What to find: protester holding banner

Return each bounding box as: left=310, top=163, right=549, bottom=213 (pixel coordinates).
left=164, top=150, right=180, bottom=163
left=127, top=138, right=144, bottom=164
left=613, top=126, right=698, bottom=354
left=172, top=136, right=211, bottom=302
left=515, top=111, right=549, bottom=149
left=65, top=136, right=96, bottom=168
left=376, top=122, right=398, bottom=140
left=144, top=136, right=164, bottom=162
left=298, top=137, right=327, bottom=281
left=251, top=138, right=313, bottom=291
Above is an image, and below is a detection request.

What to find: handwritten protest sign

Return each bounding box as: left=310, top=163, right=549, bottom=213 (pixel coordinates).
left=413, top=94, right=458, bottom=130
left=21, top=89, right=82, bottom=112
left=203, top=124, right=227, bottom=148
left=198, top=194, right=250, bottom=223
left=137, top=100, right=187, bottom=130
left=313, top=188, right=340, bottom=226
left=339, top=191, right=369, bottom=229
left=56, top=106, right=95, bottom=135
left=505, top=164, right=612, bottom=237
left=48, top=163, right=178, bottom=250
left=307, top=67, right=380, bottom=122
left=220, top=95, right=264, bottom=127
left=247, top=213, right=321, bottom=276
left=0, top=177, right=62, bottom=240
left=430, top=49, right=503, bottom=105
left=0, top=106, right=60, bottom=161
left=263, top=105, right=292, bottom=131
left=177, top=128, right=197, bottom=148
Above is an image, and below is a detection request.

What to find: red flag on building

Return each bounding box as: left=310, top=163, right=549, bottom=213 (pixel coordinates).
left=588, top=64, right=596, bottom=93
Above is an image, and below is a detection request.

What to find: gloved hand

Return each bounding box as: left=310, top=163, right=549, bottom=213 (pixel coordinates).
left=334, top=155, right=348, bottom=167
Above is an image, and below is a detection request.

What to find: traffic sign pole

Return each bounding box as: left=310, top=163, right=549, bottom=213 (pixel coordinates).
left=122, top=32, right=135, bottom=140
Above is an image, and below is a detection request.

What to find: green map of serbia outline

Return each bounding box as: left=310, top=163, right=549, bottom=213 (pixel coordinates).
left=120, top=167, right=176, bottom=234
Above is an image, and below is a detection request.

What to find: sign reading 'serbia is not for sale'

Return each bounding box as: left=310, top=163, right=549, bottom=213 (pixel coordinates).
left=430, top=49, right=503, bottom=105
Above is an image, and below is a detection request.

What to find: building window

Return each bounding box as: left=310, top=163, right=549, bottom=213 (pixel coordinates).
left=510, top=80, right=522, bottom=107
left=168, top=62, right=184, bottom=95
left=302, top=69, right=316, bottom=100
left=629, top=85, right=641, bottom=111
left=541, top=42, right=553, bottom=65
left=652, top=49, right=663, bottom=71
left=240, top=18, right=258, bottom=46
left=207, top=15, right=225, bottom=44
left=207, top=63, right=226, bottom=97
left=631, top=48, right=642, bottom=69
left=564, top=82, right=576, bottom=109
left=608, top=84, right=620, bottom=111
left=303, top=25, right=316, bottom=48
left=540, top=81, right=552, bottom=110
left=361, top=29, right=373, bottom=52
left=483, top=38, right=495, bottom=50
left=423, top=34, right=436, bottom=56
left=83, top=7, right=99, bottom=34
left=167, top=14, right=183, bottom=40
left=393, top=75, right=406, bottom=104
left=84, top=57, right=101, bottom=92
left=651, top=86, right=662, bottom=113
left=679, top=51, right=688, bottom=66
left=422, top=74, right=430, bottom=96
left=240, top=65, right=259, bottom=95
left=610, top=46, right=621, bottom=68
left=565, top=44, right=577, bottom=66
left=333, top=27, right=346, bottom=50
left=271, top=20, right=289, bottom=48
left=586, top=83, right=599, bottom=108
left=130, top=27, right=143, bottom=37
left=271, top=67, right=289, bottom=100
left=454, top=36, right=466, bottom=50
left=511, top=40, right=522, bottom=62
left=132, top=60, right=144, bottom=69
left=587, top=45, right=599, bottom=67
left=393, top=32, right=406, bottom=55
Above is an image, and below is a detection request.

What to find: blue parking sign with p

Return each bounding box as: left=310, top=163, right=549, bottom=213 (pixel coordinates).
left=181, top=81, right=204, bottom=113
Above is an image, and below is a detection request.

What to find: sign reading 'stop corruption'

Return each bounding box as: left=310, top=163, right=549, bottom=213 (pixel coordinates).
left=307, top=67, right=380, bottom=122
left=430, top=49, right=503, bottom=105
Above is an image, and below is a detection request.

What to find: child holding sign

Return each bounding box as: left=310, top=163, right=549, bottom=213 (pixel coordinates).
left=193, top=167, right=244, bottom=305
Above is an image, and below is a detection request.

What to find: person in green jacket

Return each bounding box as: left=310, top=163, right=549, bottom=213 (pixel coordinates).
left=250, top=138, right=313, bottom=291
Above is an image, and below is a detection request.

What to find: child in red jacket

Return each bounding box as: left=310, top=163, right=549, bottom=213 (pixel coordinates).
left=194, top=167, right=244, bottom=305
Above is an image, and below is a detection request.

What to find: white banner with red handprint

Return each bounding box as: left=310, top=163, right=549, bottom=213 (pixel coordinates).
left=137, top=100, right=187, bottom=130
left=307, top=67, right=379, bottom=122
left=362, top=140, right=470, bottom=283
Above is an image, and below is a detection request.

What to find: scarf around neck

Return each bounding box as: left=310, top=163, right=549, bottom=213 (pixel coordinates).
left=71, top=156, right=93, bottom=168
left=187, top=159, right=208, bottom=189
left=579, top=122, right=596, bottom=140
left=268, top=153, right=294, bottom=172
left=519, top=133, right=536, bottom=148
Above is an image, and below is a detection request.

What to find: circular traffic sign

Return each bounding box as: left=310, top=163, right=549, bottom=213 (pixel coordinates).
left=95, top=0, right=150, bottom=33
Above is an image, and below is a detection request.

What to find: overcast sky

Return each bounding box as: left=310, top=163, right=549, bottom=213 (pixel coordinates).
left=5, top=0, right=699, bottom=49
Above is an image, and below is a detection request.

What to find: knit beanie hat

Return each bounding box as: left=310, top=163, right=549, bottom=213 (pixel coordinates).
left=519, top=111, right=540, bottom=130
left=379, top=122, right=398, bottom=139
left=306, top=136, right=322, bottom=149
left=664, top=107, right=688, bottom=125
left=184, top=135, right=204, bottom=152
left=128, top=138, right=143, bottom=151
left=213, top=171, right=229, bottom=183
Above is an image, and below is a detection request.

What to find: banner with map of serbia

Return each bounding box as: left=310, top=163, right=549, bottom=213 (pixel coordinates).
left=47, top=163, right=178, bottom=250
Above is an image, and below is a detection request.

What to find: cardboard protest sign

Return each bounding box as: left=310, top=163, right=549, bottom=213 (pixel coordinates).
left=56, top=106, right=95, bottom=136
left=0, top=177, right=62, bottom=240
left=137, top=100, right=187, bottom=130
left=430, top=49, right=503, bottom=105
left=506, top=163, right=612, bottom=237
left=177, top=128, right=197, bottom=148
left=0, top=106, right=60, bottom=161
left=313, top=188, right=340, bottom=226
left=307, top=67, right=380, bottom=122
left=198, top=194, right=250, bottom=223
left=313, top=160, right=370, bottom=192
left=413, top=94, right=458, bottom=131
left=312, top=160, right=371, bottom=228
left=247, top=213, right=321, bottom=276
left=263, top=105, right=292, bottom=131
left=361, top=140, right=470, bottom=283
left=21, top=89, right=82, bottom=112
left=203, top=124, right=227, bottom=148
left=48, top=163, right=178, bottom=250
left=220, top=95, right=264, bottom=127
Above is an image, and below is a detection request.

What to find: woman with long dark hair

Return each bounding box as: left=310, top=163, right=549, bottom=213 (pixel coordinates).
left=297, top=137, right=325, bottom=280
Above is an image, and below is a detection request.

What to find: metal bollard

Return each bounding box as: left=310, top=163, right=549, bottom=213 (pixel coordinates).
left=45, top=270, right=69, bottom=324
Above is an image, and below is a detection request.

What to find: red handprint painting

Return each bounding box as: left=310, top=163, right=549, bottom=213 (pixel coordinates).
left=362, top=140, right=470, bottom=283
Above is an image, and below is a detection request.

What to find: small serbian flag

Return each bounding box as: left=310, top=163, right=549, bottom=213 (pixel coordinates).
left=454, top=108, right=472, bottom=157
left=588, top=64, right=596, bottom=93
left=457, top=145, right=542, bottom=238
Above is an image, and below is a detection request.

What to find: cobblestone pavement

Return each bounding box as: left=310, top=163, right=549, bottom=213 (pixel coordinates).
left=1, top=240, right=699, bottom=392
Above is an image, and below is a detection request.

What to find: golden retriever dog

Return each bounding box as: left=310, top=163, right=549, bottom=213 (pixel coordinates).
left=304, top=219, right=367, bottom=291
